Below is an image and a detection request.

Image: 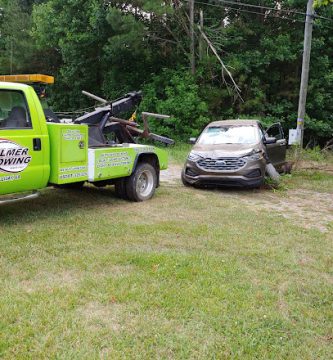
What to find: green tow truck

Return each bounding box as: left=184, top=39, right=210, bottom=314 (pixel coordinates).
left=0, top=78, right=173, bottom=204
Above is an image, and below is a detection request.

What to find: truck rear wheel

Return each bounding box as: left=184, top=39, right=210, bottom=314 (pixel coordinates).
left=126, top=163, right=157, bottom=202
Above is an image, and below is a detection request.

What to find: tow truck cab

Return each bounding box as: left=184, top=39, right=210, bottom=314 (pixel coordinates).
left=0, top=82, right=50, bottom=194
left=0, top=81, right=168, bottom=202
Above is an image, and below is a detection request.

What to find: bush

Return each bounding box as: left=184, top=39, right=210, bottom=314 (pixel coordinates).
left=139, top=69, right=210, bottom=140
left=302, top=146, right=330, bottom=162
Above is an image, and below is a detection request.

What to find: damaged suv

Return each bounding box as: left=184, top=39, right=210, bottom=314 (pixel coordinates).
left=181, top=120, right=286, bottom=188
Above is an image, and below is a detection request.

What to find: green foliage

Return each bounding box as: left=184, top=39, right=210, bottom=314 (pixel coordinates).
left=0, top=0, right=332, bottom=144
left=305, top=117, right=333, bottom=138
left=301, top=146, right=330, bottom=162
left=32, top=0, right=111, bottom=110
left=140, top=69, right=210, bottom=139
left=165, top=142, right=192, bottom=164
left=315, top=0, right=333, bottom=7
left=101, top=7, right=151, bottom=99
left=0, top=0, right=35, bottom=73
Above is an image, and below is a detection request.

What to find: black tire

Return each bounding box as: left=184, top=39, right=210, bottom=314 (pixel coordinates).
left=181, top=169, right=191, bottom=187
left=126, top=163, right=157, bottom=202
left=247, top=177, right=264, bottom=189
left=114, top=178, right=129, bottom=200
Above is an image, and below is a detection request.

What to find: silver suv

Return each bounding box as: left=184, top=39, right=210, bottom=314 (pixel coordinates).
left=182, top=120, right=287, bottom=188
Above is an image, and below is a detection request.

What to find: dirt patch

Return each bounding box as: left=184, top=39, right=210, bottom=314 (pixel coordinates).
left=78, top=301, right=124, bottom=332
left=161, top=163, right=333, bottom=232
left=298, top=255, right=314, bottom=266
left=19, top=265, right=135, bottom=294
left=322, top=273, right=333, bottom=285
left=278, top=281, right=289, bottom=319
left=94, top=265, right=135, bottom=278
left=77, top=300, right=220, bottom=357
left=160, top=164, right=183, bottom=184
left=78, top=302, right=177, bottom=334
left=297, top=160, right=333, bottom=174
left=236, top=189, right=333, bottom=232
left=20, top=270, right=81, bottom=294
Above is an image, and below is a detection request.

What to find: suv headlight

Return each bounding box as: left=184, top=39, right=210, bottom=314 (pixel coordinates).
left=243, top=151, right=263, bottom=161
left=187, top=152, right=203, bottom=162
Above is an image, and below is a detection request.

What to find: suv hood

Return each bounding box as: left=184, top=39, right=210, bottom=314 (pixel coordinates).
left=192, top=143, right=260, bottom=158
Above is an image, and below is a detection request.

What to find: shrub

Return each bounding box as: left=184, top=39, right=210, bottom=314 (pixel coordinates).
left=139, top=69, right=210, bottom=140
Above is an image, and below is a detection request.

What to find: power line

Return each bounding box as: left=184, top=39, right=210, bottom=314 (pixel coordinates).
left=314, top=14, right=333, bottom=22
left=192, top=1, right=307, bottom=23
left=216, top=0, right=307, bottom=16
left=215, top=0, right=333, bottom=22
left=184, top=0, right=333, bottom=23
left=190, top=0, right=333, bottom=27
left=224, top=5, right=305, bottom=23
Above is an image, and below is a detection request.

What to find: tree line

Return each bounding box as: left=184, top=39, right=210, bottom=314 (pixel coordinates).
left=0, top=0, right=332, bottom=145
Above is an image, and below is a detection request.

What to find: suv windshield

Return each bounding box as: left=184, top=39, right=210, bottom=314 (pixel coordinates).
left=198, top=125, right=260, bottom=145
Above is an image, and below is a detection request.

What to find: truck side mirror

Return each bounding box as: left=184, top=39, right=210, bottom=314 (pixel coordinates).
left=189, top=137, right=197, bottom=144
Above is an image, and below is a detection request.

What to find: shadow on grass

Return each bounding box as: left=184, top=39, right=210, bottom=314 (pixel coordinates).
left=0, top=173, right=295, bottom=227
left=0, top=185, right=124, bottom=226
left=189, top=183, right=275, bottom=194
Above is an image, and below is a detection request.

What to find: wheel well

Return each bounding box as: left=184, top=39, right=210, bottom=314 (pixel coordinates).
left=136, top=153, right=160, bottom=186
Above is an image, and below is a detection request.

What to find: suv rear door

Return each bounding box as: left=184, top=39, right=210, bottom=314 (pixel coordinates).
left=265, top=123, right=287, bottom=167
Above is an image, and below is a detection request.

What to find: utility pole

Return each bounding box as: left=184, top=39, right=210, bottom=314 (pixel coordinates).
left=296, top=0, right=314, bottom=148
left=199, top=9, right=204, bottom=61
left=189, top=0, right=195, bottom=74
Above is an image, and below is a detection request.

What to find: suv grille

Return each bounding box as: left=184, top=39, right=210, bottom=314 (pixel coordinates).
left=197, top=157, right=246, bottom=171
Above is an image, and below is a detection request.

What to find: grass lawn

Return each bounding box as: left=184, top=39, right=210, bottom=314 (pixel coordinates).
left=0, top=146, right=332, bottom=359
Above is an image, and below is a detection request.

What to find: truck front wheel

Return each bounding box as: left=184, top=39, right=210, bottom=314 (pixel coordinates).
left=126, top=163, right=157, bottom=202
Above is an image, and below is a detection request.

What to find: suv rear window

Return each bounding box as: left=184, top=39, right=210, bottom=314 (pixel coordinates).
left=0, top=90, right=31, bottom=129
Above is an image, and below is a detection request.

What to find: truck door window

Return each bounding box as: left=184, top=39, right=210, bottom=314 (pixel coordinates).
left=0, top=90, right=32, bottom=129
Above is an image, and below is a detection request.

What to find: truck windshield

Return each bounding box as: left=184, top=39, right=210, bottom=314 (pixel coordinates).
left=198, top=125, right=260, bottom=145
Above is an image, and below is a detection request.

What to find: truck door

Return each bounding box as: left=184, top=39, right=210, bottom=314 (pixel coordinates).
left=265, top=123, right=287, bottom=167
left=0, top=88, right=47, bottom=195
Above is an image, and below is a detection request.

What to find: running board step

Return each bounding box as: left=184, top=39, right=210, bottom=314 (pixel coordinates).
left=0, top=191, right=40, bottom=205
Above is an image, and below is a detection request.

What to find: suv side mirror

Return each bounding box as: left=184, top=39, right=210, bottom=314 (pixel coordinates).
left=264, top=136, right=277, bottom=145
left=189, top=137, right=197, bottom=144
